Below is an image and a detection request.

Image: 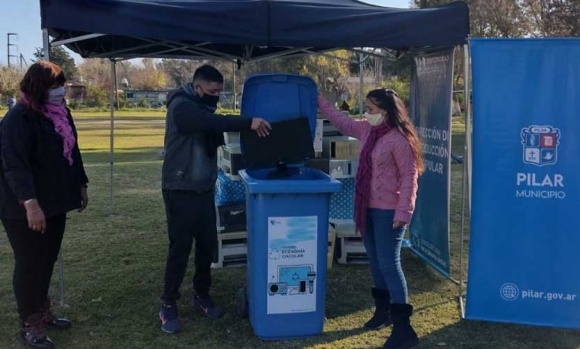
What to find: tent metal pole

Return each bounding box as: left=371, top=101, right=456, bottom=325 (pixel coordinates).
left=466, top=54, right=472, bottom=214
left=44, top=30, right=67, bottom=308
left=459, top=42, right=471, bottom=319
left=51, top=33, right=105, bottom=47
left=233, top=61, right=237, bottom=111
left=42, top=29, right=50, bottom=60
left=109, top=60, right=116, bottom=215
left=359, top=53, right=364, bottom=116
left=115, top=66, right=120, bottom=110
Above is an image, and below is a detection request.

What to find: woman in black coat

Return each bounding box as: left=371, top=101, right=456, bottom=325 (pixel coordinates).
left=0, top=61, right=89, bottom=349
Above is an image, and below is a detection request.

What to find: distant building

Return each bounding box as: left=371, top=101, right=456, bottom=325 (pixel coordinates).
left=122, top=89, right=238, bottom=108
left=66, top=82, right=87, bottom=102
left=125, top=89, right=171, bottom=107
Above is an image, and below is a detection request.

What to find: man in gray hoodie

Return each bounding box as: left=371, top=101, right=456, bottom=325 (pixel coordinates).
left=159, top=65, right=270, bottom=333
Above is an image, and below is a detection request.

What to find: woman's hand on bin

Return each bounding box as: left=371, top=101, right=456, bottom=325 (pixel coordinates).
left=251, top=118, right=271, bottom=137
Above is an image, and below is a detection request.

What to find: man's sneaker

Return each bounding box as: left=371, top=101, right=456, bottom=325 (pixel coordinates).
left=159, top=303, right=180, bottom=334
left=192, top=294, right=223, bottom=319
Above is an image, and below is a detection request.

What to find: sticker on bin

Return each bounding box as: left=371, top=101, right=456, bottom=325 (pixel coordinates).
left=267, top=216, right=317, bottom=315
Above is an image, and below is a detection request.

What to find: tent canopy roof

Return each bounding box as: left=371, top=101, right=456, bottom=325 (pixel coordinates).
left=40, top=0, right=469, bottom=61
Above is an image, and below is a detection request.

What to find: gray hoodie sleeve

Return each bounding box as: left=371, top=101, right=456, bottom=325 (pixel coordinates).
left=173, top=99, right=252, bottom=134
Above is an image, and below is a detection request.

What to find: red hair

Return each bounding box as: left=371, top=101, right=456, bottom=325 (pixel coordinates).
left=19, top=61, right=66, bottom=113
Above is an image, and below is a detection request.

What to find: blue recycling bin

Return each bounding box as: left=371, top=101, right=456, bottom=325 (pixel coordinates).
left=236, top=74, right=342, bottom=340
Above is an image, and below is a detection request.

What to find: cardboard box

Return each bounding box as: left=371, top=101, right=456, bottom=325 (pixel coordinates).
left=322, top=136, right=359, bottom=159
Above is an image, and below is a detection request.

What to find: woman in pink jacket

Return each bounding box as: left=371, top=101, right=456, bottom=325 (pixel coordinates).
left=319, top=89, right=423, bottom=349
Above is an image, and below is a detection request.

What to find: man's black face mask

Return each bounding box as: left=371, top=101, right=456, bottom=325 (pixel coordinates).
left=196, top=85, right=220, bottom=108
left=201, top=94, right=219, bottom=108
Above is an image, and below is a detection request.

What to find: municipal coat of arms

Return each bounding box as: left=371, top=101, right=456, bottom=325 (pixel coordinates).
left=520, top=125, right=560, bottom=166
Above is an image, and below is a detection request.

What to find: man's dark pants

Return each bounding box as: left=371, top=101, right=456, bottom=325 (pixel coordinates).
left=161, top=190, right=217, bottom=302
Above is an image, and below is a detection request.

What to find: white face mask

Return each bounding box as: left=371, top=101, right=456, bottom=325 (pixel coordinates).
left=47, top=86, right=66, bottom=105
left=364, top=112, right=385, bottom=126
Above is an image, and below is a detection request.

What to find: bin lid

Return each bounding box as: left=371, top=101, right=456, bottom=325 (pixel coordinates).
left=240, top=74, right=318, bottom=141
left=239, top=74, right=318, bottom=174
left=240, top=117, right=314, bottom=171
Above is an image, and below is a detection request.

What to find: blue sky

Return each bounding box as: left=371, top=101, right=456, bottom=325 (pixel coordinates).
left=0, top=0, right=411, bottom=65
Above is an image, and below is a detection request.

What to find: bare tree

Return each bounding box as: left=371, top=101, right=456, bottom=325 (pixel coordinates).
left=159, top=59, right=200, bottom=88
left=131, top=59, right=168, bottom=90
left=466, top=0, right=530, bottom=37
left=0, top=66, right=24, bottom=97
left=523, top=0, right=580, bottom=37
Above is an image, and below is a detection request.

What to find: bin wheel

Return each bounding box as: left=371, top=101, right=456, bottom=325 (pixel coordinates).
left=236, top=287, right=248, bottom=318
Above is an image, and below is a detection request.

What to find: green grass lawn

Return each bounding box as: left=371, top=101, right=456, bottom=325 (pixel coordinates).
left=72, top=110, right=167, bottom=119
left=0, top=114, right=578, bottom=349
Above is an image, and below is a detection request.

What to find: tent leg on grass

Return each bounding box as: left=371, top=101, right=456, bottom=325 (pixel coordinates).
left=109, top=60, right=117, bottom=215
left=459, top=42, right=471, bottom=319
left=43, top=28, right=68, bottom=308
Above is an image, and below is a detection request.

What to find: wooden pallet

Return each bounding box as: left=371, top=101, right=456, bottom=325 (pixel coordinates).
left=332, top=220, right=368, bottom=264
left=211, top=231, right=248, bottom=269
left=337, top=236, right=368, bottom=264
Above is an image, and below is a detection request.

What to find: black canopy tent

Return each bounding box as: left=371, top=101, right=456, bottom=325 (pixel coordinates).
left=41, top=0, right=468, bottom=60
left=39, top=0, right=471, bottom=314
left=39, top=0, right=470, bottom=200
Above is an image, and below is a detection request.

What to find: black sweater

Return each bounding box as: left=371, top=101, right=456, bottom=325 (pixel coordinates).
left=162, top=87, right=251, bottom=191
left=0, top=103, right=89, bottom=219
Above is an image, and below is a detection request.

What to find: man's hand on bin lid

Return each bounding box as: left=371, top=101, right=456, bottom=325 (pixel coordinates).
left=251, top=118, right=271, bottom=137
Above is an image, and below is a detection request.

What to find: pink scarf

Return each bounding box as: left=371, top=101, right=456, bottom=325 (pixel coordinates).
left=354, top=122, right=393, bottom=236
left=20, top=92, right=76, bottom=166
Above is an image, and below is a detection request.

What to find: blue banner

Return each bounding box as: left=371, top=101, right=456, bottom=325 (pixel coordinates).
left=408, top=48, right=454, bottom=277
left=466, top=39, right=580, bottom=329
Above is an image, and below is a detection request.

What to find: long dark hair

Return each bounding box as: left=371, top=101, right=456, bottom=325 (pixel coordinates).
left=19, top=61, right=66, bottom=113
left=366, top=88, right=424, bottom=174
